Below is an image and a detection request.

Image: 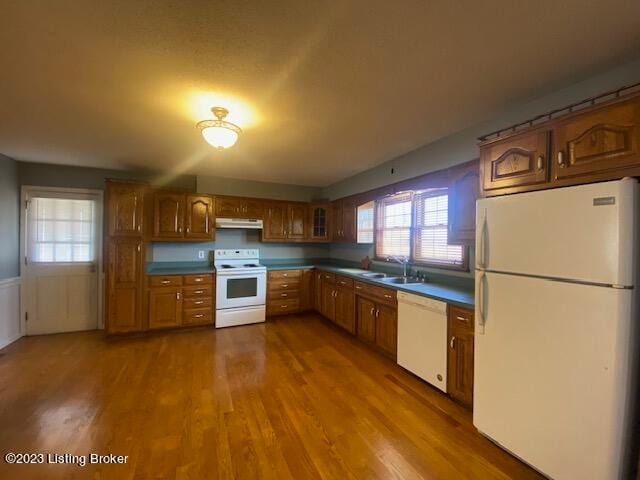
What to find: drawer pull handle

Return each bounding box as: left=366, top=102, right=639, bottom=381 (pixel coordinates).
left=281, top=284, right=288, bottom=288
left=194, top=300, right=203, bottom=305
left=194, top=290, right=203, bottom=294
left=281, top=305, right=288, bottom=308
left=161, top=280, right=170, bottom=284
left=283, top=273, right=288, bottom=277
left=194, top=314, right=204, bottom=318
left=194, top=278, right=203, bottom=282
left=384, top=294, right=392, bottom=299
left=355, top=285, right=362, bottom=289
left=456, top=315, right=468, bottom=322
left=281, top=293, right=288, bottom=297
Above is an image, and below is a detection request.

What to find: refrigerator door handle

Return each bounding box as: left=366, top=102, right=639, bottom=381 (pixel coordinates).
left=478, top=208, right=488, bottom=269
left=478, top=272, right=487, bottom=334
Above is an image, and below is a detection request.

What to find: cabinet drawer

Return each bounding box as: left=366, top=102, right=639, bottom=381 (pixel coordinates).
left=319, top=271, right=335, bottom=283
left=268, top=289, right=300, bottom=300
left=183, top=297, right=212, bottom=309
left=183, top=308, right=213, bottom=325
left=267, top=299, right=300, bottom=315
left=269, top=277, right=301, bottom=291
left=335, top=275, right=353, bottom=289
left=149, top=275, right=183, bottom=287
left=183, top=274, right=213, bottom=285
left=354, top=281, right=396, bottom=305
left=183, top=285, right=212, bottom=298
left=449, top=305, right=474, bottom=334
left=269, top=270, right=302, bottom=280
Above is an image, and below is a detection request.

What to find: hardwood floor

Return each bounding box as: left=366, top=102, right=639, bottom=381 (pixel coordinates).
left=0, top=314, right=543, bottom=480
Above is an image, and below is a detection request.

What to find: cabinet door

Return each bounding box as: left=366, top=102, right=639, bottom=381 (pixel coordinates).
left=448, top=163, right=479, bottom=245
left=332, top=201, right=344, bottom=241
left=299, top=269, right=314, bottom=311
left=107, top=239, right=143, bottom=333
left=341, top=202, right=357, bottom=243
left=107, top=182, right=144, bottom=237
left=447, top=305, right=474, bottom=408
left=148, top=287, right=182, bottom=329
left=375, top=304, right=397, bottom=357
left=334, top=287, right=355, bottom=333
left=263, top=203, right=287, bottom=241
left=215, top=196, right=241, bottom=217
left=287, top=203, right=307, bottom=240
left=185, top=195, right=214, bottom=240
left=320, top=282, right=335, bottom=321
left=153, top=193, right=185, bottom=239
left=308, top=204, right=331, bottom=242
left=242, top=198, right=264, bottom=219
left=356, top=297, right=376, bottom=343
left=553, top=99, right=640, bottom=181
left=481, top=129, right=550, bottom=192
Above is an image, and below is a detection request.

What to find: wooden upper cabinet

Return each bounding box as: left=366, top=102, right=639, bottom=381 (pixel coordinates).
left=375, top=304, right=397, bottom=357
left=287, top=203, right=307, bottom=240
left=480, top=129, right=550, bottom=192
left=107, top=182, right=144, bottom=237
left=215, top=196, right=264, bottom=218
left=448, top=161, right=479, bottom=245
left=332, top=200, right=356, bottom=243
left=153, top=192, right=185, bottom=239
left=185, top=195, right=215, bottom=240
left=263, top=203, right=287, bottom=241
left=308, top=203, right=331, bottom=242
left=553, top=98, right=640, bottom=181
left=106, top=238, right=143, bottom=333
left=447, top=305, right=474, bottom=409
left=215, top=196, right=241, bottom=217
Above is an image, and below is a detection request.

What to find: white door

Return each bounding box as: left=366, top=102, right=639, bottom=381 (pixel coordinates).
left=23, top=189, right=102, bottom=335
left=476, top=178, right=637, bottom=286
left=474, top=271, right=635, bottom=480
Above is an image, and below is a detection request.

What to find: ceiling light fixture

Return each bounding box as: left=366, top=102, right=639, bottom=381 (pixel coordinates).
left=196, top=107, right=242, bottom=149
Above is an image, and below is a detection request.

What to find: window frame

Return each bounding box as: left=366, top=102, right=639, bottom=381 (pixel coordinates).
left=373, top=190, right=468, bottom=271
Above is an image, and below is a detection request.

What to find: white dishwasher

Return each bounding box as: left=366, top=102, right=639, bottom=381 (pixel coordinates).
left=397, top=291, right=448, bottom=393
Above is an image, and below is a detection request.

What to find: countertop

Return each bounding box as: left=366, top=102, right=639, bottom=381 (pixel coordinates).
left=263, top=260, right=475, bottom=309
left=145, top=260, right=475, bottom=308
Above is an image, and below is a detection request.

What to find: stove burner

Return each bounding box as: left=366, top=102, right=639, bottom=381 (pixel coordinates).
left=220, top=264, right=235, bottom=269
left=244, top=263, right=259, bottom=267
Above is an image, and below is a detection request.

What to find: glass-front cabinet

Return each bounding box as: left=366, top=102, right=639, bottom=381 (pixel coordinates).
left=308, top=203, right=331, bottom=242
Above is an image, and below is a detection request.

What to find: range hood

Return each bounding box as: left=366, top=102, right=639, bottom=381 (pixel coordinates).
left=215, top=217, right=263, bottom=229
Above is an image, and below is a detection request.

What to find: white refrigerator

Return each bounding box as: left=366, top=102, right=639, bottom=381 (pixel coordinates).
left=474, top=178, right=639, bottom=480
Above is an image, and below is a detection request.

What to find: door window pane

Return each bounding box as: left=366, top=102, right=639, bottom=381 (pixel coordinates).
left=28, top=197, right=97, bottom=263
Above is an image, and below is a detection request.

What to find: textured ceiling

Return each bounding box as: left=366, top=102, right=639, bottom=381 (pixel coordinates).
left=1, top=1, right=640, bottom=186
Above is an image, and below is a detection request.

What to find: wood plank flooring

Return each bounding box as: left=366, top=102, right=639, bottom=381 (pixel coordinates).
left=0, top=314, right=543, bottom=480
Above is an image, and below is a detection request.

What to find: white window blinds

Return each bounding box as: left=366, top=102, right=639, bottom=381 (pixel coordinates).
left=28, top=197, right=97, bottom=263
left=375, top=192, right=412, bottom=258
left=413, top=190, right=465, bottom=268
left=357, top=201, right=374, bottom=244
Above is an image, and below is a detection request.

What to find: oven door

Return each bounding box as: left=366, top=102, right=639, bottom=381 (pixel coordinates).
left=216, top=271, right=266, bottom=309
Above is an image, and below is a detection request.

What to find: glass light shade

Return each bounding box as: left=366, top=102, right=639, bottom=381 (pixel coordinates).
left=201, top=126, right=239, bottom=149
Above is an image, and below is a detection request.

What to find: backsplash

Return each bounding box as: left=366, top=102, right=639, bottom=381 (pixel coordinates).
left=150, top=229, right=330, bottom=262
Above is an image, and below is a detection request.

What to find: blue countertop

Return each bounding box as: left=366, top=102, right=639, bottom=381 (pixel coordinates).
left=262, top=260, right=475, bottom=308
left=145, top=259, right=475, bottom=308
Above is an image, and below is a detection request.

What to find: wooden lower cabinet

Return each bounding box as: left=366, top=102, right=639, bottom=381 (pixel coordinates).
left=375, top=304, right=397, bottom=357
left=356, top=297, right=376, bottom=343
left=447, top=305, right=475, bottom=409
left=148, top=287, right=182, bottom=329
left=106, top=238, right=143, bottom=333
left=334, top=287, right=355, bottom=333
left=266, top=269, right=313, bottom=316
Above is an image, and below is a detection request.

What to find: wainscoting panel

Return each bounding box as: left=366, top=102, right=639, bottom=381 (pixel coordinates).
left=0, top=277, right=21, bottom=350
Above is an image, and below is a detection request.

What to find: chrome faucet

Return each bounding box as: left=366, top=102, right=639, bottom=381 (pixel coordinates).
left=387, top=255, right=410, bottom=277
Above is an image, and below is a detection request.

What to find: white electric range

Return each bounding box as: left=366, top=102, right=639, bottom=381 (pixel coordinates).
left=214, top=249, right=266, bottom=328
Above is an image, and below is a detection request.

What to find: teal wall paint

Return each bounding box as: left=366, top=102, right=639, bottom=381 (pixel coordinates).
left=18, top=162, right=196, bottom=191
left=197, top=175, right=323, bottom=202
left=0, top=154, right=19, bottom=280
left=323, top=57, right=640, bottom=200
left=151, top=229, right=329, bottom=263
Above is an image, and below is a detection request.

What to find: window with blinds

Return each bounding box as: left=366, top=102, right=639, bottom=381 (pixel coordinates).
left=413, top=189, right=465, bottom=268
left=375, top=192, right=412, bottom=258
left=357, top=201, right=374, bottom=243
left=28, top=197, right=97, bottom=263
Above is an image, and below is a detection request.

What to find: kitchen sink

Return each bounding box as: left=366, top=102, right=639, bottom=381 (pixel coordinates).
left=383, top=276, right=423, bottom=284
left=359, top=272, right=387, bottom=279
